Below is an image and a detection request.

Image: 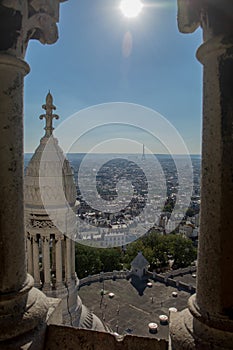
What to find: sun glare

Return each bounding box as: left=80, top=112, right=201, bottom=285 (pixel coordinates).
left=120, top=0, right=143, bottom=18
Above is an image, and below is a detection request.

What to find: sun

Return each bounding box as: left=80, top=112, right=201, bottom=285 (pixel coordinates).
left=120, top=0, right=143, bottom=18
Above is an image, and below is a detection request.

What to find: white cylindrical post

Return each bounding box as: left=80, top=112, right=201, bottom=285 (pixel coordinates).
left=27, top=235, right=33, bottom=276
left=71, top=239, right=76, bottom=279
left=33, top=235, right=41, bottom=288
left=56, top=237, right=63, bottom=286
left=66, top=237, right=72, bottom=283
left=43, top=236, right=51, bottom=290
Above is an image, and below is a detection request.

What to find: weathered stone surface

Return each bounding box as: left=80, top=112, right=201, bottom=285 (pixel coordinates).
left=45, top=325, right=168, bottom=350
left=170, top=307, right=233, bottom=350
left=177, top=1, right=233, bottom=40
left=0, top=0, right=66, bottom=347
left=0, top=54, right=29, bottom=294
left=177, top=0, right=200, bottom=33
left=171, top=1, right=233, bottom=349
left=0, top=295, right=62, bottom=350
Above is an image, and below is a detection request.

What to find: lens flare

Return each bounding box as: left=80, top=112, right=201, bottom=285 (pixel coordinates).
left=39, top=102, right=193, bottom=248
left=120, top=0, right=143, bottom=18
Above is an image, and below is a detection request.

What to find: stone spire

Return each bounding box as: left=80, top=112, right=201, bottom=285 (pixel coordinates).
left=40, top=91, right=59, bottom=137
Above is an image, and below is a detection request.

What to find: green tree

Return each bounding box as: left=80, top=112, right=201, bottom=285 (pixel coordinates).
left=99, top=248, right=121, bottom=272
left=75, top=244, right=122, bottom=277
left=167, top=235, right=197, bottom=268
left=75, top=244, right=102, bottom=278
left=75, top=231, right=197, bottom=278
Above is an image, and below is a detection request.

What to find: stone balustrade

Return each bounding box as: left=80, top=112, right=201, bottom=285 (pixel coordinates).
left=79, top=270, right=131, bottom=288
left=78, top=268, right=196, bottom=294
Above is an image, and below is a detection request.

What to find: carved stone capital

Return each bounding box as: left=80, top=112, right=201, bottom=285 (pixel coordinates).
left=177, top=1, right=233, bottom=42
left=177, top=0, right=201, bottom=34
left=0, top=0, right=65, bottom=58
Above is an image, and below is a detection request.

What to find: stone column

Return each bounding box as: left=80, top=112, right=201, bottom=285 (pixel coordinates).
left=170, top=1, right=233, bottom=349
left=52, top=236, right=56, bottom=272
left=33, top=235, right=41, bottom=288
left=71, top=239, right=76, bottom=279
left=0, top=1, right=65, bottom=346
left=0, top=54, right=29, bottom=294
left=66, top=237, right=72, bottom=283
left=62, top=239, right=67, bottom=280
left=43, top=236, right=51, bottom=291
left=27, top=235, right=33, bottom=276
left=56, top=237, right=63, bottom=286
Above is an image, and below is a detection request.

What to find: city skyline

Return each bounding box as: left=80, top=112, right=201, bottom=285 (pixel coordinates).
left=24, top=0, right=202, bottom=154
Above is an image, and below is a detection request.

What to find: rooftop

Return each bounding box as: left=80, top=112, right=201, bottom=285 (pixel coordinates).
left=78, top=276, right=193, bottom=340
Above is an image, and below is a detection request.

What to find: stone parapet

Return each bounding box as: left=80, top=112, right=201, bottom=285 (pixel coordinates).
left=78, top=270, right=130, bottom=288
left=45, top=325, right=168, bottom=350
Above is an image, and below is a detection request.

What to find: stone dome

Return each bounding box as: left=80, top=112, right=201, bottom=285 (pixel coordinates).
left=25, top=136, right=76, bottom=210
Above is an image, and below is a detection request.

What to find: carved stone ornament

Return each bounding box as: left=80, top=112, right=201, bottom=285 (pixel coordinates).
left=177, top=0, right=201, bottom=33
left=177, top=1, right=233, bottom=41
left=30, top=218, right=56, bottom=229
left=0, top=0, right=65, bottom=58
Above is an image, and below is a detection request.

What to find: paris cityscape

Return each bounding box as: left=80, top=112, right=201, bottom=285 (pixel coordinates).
left=24, top=151, right=200, bottom=338
left=25, top=152, right=201, bottom=248
left=71, top=153, right=200, bottom=247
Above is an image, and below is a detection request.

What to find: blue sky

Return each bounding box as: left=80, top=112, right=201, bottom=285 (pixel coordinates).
left=25, top=0, right=202, bottom=154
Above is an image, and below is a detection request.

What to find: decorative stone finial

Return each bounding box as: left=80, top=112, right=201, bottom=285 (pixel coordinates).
left=40, top=92, right=59, bottom=137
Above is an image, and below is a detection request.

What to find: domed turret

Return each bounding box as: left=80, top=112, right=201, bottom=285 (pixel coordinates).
left=24, top=93, right=81, bottom=326
left=25, top=93, right=110, bottom=332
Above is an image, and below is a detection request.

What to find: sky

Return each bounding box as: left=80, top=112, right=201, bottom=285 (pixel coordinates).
left=24, top=0, right=203, bottom=154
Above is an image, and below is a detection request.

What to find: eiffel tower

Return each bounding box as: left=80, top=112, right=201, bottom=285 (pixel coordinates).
left=141, top=143, right=146, bottom=161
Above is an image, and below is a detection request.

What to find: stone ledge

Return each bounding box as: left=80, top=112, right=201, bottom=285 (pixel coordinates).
left=170, top=308, right=233, bottom=350
left=45, top=324, right=168, bottom=350
left=46, top=297, right=63, bottom=325
left=0, top=293, right=62, bottom=350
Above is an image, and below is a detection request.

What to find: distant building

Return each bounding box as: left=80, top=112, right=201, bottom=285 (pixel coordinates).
left=165, top=218, right=181, bottom=233
left=179, top=223, right=194, bottom=238
left=130, top=251, right=149, bottom=279
left=191, top=227, right=199, bottom=239
left=194, top=213, right=200, bottom=227
left=103, top=232, right=126, bottom=247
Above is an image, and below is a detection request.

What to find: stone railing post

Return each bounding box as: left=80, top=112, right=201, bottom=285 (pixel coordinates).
left=0, top=1, right=66, bottom=347
left=56, top=236, right=63, bottom=286
left=27, top=235, right=34, bottom=276
left=170, top=1, right=233, bottom=349
left=33, top=235, right=41, bottom=288
left=43, top=236, right=51, bottom=291
left=71, top=239, right=76, bottom=279
left=66, top=237, right=72, bottom=283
